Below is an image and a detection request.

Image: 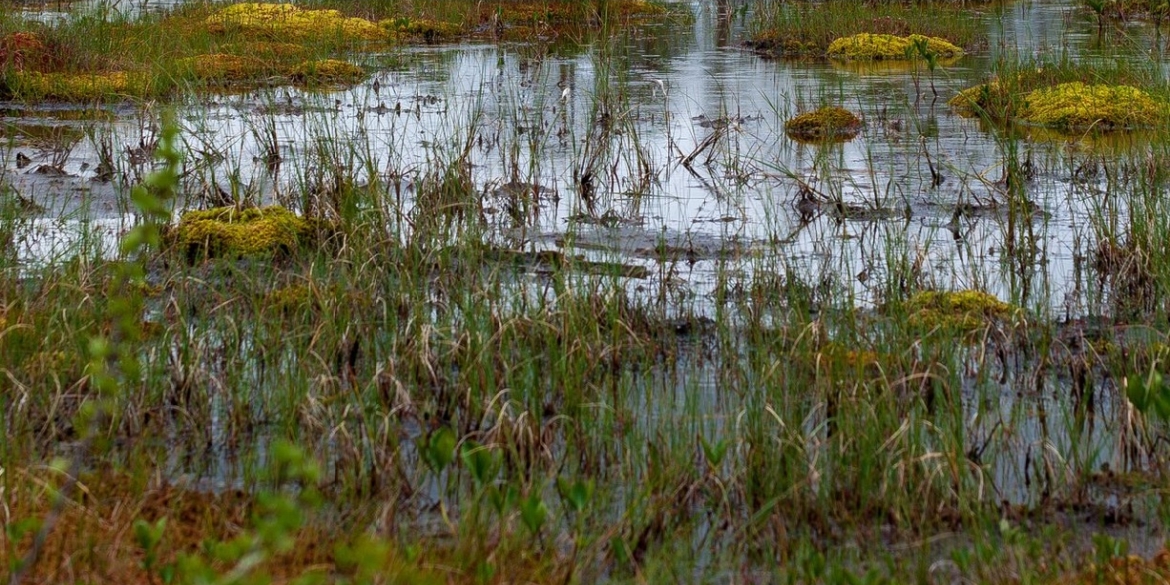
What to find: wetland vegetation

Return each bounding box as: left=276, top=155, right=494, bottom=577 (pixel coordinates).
left=6, top=0, right=1170, bottom=582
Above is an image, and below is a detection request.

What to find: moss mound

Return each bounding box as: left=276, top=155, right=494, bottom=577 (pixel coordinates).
left=205, top=3, right=389, bottom=43
left=905, top=289, right=1016, bottom=332
left=176, top=53, right=270, bottom=82
left=1017, top=82, right=1166, bottom=130
left=827, top=33, right=962, bottom=60
left=4, top=70, right=152, bottom=101
left=173, top=205, right=316, bottom=261
left=784, top=106, right=864, bottom=142
left=288, top=59, right=365, bottom=85
left=384, top=18, right=466, bottom=43
left=948, top=81, right=1004, bottom=118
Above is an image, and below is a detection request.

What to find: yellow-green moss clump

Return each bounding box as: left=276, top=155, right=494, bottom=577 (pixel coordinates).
left=905, top=289, right=1016, bottom=332
left=226, top=41, right=307, bottom=59
left=173, top=205, right=314, bottom=261
left=205, top=3, right=388, bottom=43
left=264, top=284, right=316, bottom=314
left=176, top=54, right=270, bottom=82
left=827, top=33, right=962, bottom=60
left=4, top=70, right=152, bottom=101
left=288, top=59, right=366, bottom=85
left=1017, top=82, right=1166, bottom=130
left=948, top=81, right=1004, bottom=118
left=784, top=106, right=864, bottom=142
left=384, top=18, right=465, bottom=43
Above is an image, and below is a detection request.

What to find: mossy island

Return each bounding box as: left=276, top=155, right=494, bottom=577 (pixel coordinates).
left=951, top=81, right=1168, bottom=132
left=169, top=205, right=323, bottom=263
left=827, top=33, right=963, bottom=61
left=784, top=106, right=864, bottom=142
left=1019, top=82, right=1166, bottom=130
left=904, top=289, right=1018, bottom=333
left=204, top=3, right=389, bottom=43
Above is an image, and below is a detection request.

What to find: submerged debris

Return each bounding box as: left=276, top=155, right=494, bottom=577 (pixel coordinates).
left=1018, top=82, right=1166, bottom=130
left=827, top=33, right=962, bottom=60
left=171, top=205, right=319, bottom=262
left=784, top=106, right=864, bottom=142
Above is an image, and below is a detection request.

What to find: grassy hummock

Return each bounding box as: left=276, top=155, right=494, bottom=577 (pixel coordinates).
left=826, top=33, right=962, bottom=60
left=784, top=106, right=864, bottom=142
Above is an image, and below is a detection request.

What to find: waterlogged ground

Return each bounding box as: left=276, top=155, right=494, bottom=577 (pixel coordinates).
left=7, top=0, right=1170, bottom=581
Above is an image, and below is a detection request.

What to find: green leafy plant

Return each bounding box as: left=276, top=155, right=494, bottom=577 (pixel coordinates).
left=1127, top=369, right=1170, bottom=420
left=421, top=426, right=457, bottom=474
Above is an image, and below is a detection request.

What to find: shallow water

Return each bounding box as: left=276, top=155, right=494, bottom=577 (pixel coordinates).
left=4, top=0, right=1165, bottom=323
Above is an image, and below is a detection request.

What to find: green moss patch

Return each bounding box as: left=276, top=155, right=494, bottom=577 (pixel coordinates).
left=1017, top=82, right=1166, bottom=130
left=384, top=18, right=466, bottom=43
left=784, top=106, right=864, bottom=142
left=288, top=59, right=366, bottom=85
left=827, top=33, right=962, bottom=60
left=3, top=70, right=154, bottom=101
left=948, top=81, right=1004, bottom=118
left=176, top=53, right=271, bottom=82
left=905, top=289, right=1017, bottom=332
left=172, top=205, right=317, bottom=262
left=205, top=3, right=389, bottom=43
